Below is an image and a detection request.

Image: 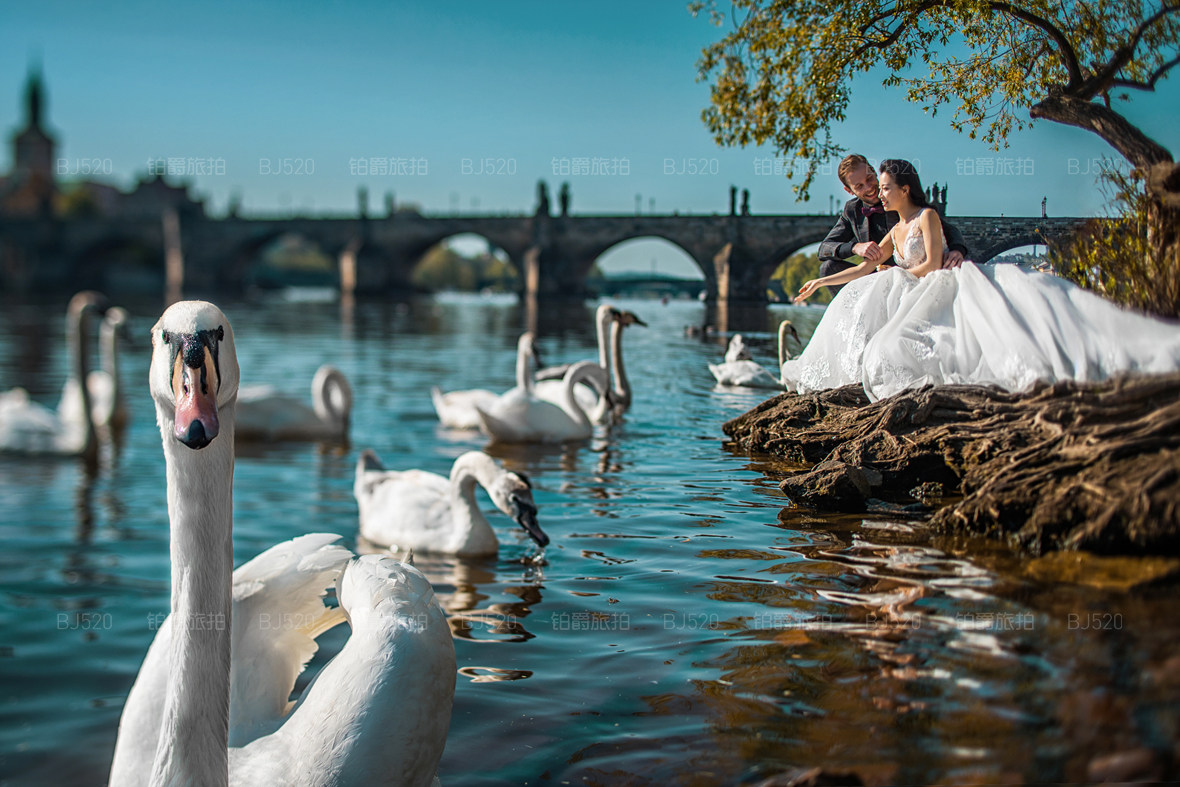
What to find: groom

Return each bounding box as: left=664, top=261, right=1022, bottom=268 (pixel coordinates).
left=817, top=154, right=969, bottom=294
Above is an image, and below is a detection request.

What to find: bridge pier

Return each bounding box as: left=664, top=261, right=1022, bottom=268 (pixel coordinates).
left=712, top=242, right=768, bottom=304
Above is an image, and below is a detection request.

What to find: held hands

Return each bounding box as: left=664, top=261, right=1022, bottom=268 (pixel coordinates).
left=853, top=241, right=884, bottom=263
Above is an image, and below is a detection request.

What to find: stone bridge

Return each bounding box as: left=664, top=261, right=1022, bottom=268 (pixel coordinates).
left=0, top=203, right=1091, bottom=303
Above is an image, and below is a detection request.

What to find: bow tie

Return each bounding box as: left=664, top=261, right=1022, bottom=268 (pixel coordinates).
left=861, top=203, right=885, bottom=216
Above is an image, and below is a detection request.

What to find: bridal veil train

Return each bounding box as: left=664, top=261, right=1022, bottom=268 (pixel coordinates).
left=781, top=259, right=1180, bottom=401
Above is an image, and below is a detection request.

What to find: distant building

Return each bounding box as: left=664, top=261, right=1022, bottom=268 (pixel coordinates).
left=0, top=65, right=205, bottom=220
left=119, top=170, right=206, bottom=219
left=1, top=63, right=57, bottom=216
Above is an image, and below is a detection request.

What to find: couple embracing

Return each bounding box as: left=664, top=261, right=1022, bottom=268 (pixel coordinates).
left=779, top=154, right=1180, bottom=401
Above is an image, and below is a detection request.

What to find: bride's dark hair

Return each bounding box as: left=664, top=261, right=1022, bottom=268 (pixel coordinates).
left=879, top=159, right=931, bottom=210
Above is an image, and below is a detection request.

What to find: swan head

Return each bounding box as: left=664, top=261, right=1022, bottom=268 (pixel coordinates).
left=614, top=309, right=646, bottom=328
left=487, top=470, right=547, bottom=548
left=104, top=306, right=131, bottom=337
left=518, top=331, right=542, bottom=368
left=150, top=301, right=240, bottom=450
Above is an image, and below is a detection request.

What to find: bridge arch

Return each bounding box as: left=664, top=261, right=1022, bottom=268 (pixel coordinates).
left=220, top=229, right=341, bottom=291
left=550, top=233, right=712, bottom=300
left=971, top=234, right=1055, bottom=264
left=592, top=236, right=706, bottom=298
left=409, top=232, right=520, bottom=293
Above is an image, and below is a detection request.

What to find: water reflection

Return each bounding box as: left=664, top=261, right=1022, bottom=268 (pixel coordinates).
left=4, top=294, right=1180, bottom=786
left=353, top=541, right=545, bottom=644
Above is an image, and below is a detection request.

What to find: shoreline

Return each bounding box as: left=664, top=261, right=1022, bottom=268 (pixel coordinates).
left=722, top=373, right=1180, bottom=558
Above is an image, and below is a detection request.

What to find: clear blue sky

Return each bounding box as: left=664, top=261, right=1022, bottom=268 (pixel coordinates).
left=3, top=1, right=1178, bottom=274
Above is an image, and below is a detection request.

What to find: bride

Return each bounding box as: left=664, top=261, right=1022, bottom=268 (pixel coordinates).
left=785, top=159, right=1180, bottom=401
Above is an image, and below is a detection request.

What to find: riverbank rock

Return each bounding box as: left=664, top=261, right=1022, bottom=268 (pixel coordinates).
left=722, top=373, right=1180, bottom=556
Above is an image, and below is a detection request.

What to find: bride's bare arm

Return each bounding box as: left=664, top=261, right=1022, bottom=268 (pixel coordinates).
left=796, top=228, right=897, bottom=302
left=795, top=258, right=874, bottom=302
left=908, top=210, right=944, bottom=278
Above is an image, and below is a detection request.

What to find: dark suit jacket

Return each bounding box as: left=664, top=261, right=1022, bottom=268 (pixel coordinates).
left=818, top=197, right=969, bottom=266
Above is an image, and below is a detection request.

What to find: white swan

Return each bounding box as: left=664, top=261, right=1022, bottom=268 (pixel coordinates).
left=708, top=321, right=797, bottom=390
left=235, top=364, right=353, bottom=442
left=0, top=291, right=105, bottom=460
left=59, top=305, right=130, bottom=435
left=534, top=305, right=646, bottom=424
left=778, top=319, right=801, bottom=385
left=355, top=449, right=546, bottom=556
left=476, top=359, right=609, bottom=443
left=431, top=332, right=539, bottom=429
left=723, top=334, right=752, bottom=363
left=604, top=309, right=645, bottom=414
left=108, top=300, right=455, bottom=787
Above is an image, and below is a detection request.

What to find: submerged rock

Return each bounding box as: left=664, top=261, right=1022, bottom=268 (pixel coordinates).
left=723, top=373, right=1180, bottom=556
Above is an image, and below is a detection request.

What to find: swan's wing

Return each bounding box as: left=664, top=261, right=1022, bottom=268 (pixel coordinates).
left=431, top=386, right=497, bottom=429
left=230, top=556, right=455, bottom=787
left=532, top=378, right=600, bottom=413
left=108, top=615, right=173, bottom=787
left=708, top=361, right=785, bottom=390
left=478, top=393, right=582, bottom=443
left=355, top=469, right=453, bottom=549
left=0, top=391, right=76, bottom=454
left=110, top=534, right=352, bottom=785
left=229, top=533, right=352, bottom=746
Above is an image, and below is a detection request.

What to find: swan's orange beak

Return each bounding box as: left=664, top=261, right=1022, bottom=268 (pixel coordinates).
left=172, top=348, right=220, bottom=449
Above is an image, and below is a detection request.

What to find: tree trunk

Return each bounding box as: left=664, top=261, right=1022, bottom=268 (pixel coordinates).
left=1033, top=90, right=1180, bottom=316
left=1030, top=88, right=1173, bottom=170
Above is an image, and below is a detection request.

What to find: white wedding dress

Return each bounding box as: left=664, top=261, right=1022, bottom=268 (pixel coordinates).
left=781, top=209, right=1180, bottom=401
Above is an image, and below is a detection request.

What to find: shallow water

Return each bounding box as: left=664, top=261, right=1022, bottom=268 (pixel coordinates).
left=0, top=291, right=1177, bottom=786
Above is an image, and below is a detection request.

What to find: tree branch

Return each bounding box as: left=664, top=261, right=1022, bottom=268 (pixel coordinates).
left=851, top=0, right=941, bottom=58
left=1030, top=89, right=1173, bottom=168
left=986, top=0, right=1084, bottom=87
left=1080, top=4, right=1180, bottom=97
left=1111, top=54, right=1180, bottom=92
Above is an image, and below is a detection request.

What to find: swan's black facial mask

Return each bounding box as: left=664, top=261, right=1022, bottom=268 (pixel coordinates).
left=161, top=327, right=224, bottom=394
left=161, top=326, right=225, bottom=449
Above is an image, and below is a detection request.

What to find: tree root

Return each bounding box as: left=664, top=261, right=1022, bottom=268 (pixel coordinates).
left=723, top=373, right=1180, bottom=555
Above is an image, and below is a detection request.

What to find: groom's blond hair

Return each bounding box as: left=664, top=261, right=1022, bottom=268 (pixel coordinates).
left=837, top=154, right=871, bottom=187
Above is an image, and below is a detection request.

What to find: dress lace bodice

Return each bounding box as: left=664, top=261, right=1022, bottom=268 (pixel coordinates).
left=893, top=209, right=947, bottom=270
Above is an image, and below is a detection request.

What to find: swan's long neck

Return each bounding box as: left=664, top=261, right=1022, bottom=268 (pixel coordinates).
left=777, top=321, right=791, bottom=369
left=561, top=365, right=598, bottom=427
left=151, top=410, right=235, bottom=787
left=515, top=337, right=535, bottom=393
left=312, top=367, right=352, bottom=432
left=448, top=452, right=499, bottom=554
left=101, top=317, right=122, bottom=417
left=609, top=319, right=630, bottom=408
left=68, top=304, right=98, bottom=460
left=595, top=307, right=612, bottom=371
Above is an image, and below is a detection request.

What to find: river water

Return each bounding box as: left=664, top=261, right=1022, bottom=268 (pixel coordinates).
left=1, top=291, right=1177, bottom=786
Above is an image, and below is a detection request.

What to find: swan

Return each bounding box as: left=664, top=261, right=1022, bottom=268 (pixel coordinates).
left=235, top=364, right=353, bottom=442
left=534, top=305, right=646, bottom=424
left=708, top=321, right=798, bottom=390
left=108, top=300, right=455, bottom=787
left=777, top=319, right=801, bottom=385
left=0, top=291, right=105, bottom=460
left=723, top=334, right=752, bottom=363
left=431, top=333, right=539, bottom=429
left=354, top=449, right=547, bottom=556
left=476, top=360, right=609, bottom=443
left=604, top=309, right=645, bottom=414
left=59, top=305, right=130, bottom=435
